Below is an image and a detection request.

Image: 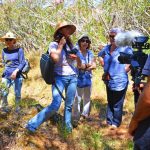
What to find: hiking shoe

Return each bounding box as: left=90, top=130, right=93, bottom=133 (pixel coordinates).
left=25, top=124, right=36, bottom=134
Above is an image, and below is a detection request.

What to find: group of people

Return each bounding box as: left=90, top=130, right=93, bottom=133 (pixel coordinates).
left=0, top=21, right=150, bottom=149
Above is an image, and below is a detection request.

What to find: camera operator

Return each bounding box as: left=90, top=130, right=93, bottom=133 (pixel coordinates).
left=98, top=28, right=133, bottom=128
left=116, top=32, right=149, bottom=107
left=129, top=54, right=150, bottom=150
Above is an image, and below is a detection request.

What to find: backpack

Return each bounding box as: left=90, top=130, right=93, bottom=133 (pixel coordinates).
left=40, top=52, right=55, bottom=84
left=21, top=59, right=31, bottom=79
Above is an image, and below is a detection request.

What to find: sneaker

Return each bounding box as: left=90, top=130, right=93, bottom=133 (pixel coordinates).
left=110, top=124, right=118, bottom=130
left=80, top=115, right=92, bottom=122
left=25, top=124, right=36, bottom=133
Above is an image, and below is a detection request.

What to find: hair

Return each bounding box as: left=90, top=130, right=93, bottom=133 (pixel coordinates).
left=78, top=36, right=91, bottom=49
left=13, top=39, right=17, bottom=44
left=109, top=28, right=123, bottom=34
left=66, top=38, right=73, bottom=49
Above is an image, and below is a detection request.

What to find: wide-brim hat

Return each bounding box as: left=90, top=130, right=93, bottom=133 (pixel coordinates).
left=54, top=21, right=76, bottom=38
left=78, top=34, right=91, bottom=44
left=0, top=32, right=21, bottom=42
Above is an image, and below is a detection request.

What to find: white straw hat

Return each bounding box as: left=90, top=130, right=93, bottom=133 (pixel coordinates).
left=0, top=32, right=21, bottom=42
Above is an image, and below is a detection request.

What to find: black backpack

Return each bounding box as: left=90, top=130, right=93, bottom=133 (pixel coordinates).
left=40, top=52, right=55, bottom=84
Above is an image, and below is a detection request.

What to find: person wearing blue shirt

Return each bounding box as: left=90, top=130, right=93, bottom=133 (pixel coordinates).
left=0, top=32, right=26, bottom=112
left=26, top=21, right=85, bottom=133
left=98, top=28, right=133, bottom=128
left=73, top=35, right=96, bottom=123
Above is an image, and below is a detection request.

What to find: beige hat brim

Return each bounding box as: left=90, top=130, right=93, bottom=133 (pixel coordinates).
left=54, top=24, right=76, bottom=38
left=0, top=36, right=21, bottom=42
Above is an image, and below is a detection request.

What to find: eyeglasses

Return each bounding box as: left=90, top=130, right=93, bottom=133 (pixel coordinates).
left=5, top=38, right=13, bottom=42
left=109, top=35, right=115, bottom=39
left=81, top=39, right=90, bottom=43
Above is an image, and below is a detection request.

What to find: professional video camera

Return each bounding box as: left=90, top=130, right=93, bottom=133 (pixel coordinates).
left=118, top=36, right=150, bottom=85
left=116, top=31, right=150, bottom=104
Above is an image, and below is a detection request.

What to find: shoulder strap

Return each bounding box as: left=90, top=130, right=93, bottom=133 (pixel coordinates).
left=54, top=83, right=66, bottom=101
left=87, top=50, right=89, bottom=63
left=17, top=47, right=21, bottom=63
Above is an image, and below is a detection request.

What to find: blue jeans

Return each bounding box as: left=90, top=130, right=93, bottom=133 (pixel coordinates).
left=1, top=77, right=23, bottom=107
left=26, top=74, right=77, bottom=132
left=106, top=86, right=127, bottom=127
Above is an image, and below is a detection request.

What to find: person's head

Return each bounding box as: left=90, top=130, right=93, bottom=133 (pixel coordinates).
left=78, top=35, right=91, bottom=50
left=54, top=21, right=76, bottom=41
left=108, top=28, right=123, bottom=45
left=0, top=32, right=20, bottom=48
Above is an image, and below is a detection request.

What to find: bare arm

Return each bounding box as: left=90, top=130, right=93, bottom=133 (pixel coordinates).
left=98, top=56, right=104, bottom=67
left=86, top=57, right=96, bottom=71
left=50, top=37, right=66, bottom=63
left=76, top=56, right=86, bottom=69
left=129, top=76, right=150, bottom=135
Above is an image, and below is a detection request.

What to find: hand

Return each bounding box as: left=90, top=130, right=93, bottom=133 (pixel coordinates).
left=86, top=63, right=92, bottom=68
left=132, top=83, right=145, bottom=93
left=85, top=64, right=92, bottom=71
left=10, top=69, right=19, bottom=80
left=69, top=54, right=77, bottom=60
left=59, top=37, right=66, bottom=47
left=0, top=63, right=3, bottom=67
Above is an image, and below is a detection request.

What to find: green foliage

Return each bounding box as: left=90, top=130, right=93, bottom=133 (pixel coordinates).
left=127, top=140, right=134, bottom=150
left=57, top=121, right=71, bottom=140
left=0, top=0, right=149, bottom=53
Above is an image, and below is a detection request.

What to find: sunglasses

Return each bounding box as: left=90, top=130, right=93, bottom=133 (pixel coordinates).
left=81, top=39, right=90, bottom=43
left=109, top=35, right=115, bottom=39
left=5, top=38, right=13, bottom=42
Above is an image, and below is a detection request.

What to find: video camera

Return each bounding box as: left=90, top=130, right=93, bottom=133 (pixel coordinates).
left=118, top=36, right=150, bottom=85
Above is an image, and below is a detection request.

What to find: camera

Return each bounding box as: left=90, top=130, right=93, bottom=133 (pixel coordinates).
left=118, top=35, right=150, bottom=103
left=55, top=32, right=64, bottom=43
left=118, top=36, right=149, bottom=85
left=67, top=47, right=78, bottom=55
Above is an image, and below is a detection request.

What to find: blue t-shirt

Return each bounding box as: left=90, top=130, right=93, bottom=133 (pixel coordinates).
left=48, top=42, right=83, bottom=76
left=78, top=49, right=94, bottom=76
left=2, top=47, right=26, bottom=78
left=98, top=45, right=133, bottom=91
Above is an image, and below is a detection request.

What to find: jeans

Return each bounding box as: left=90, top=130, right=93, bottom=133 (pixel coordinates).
left=106, top=85, right=127, bottom=127
left=26, top=74, right=77, bottom=132
left=73, top=86, right=91, bottom=120
left=1, top=77, right=23, bottom=107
